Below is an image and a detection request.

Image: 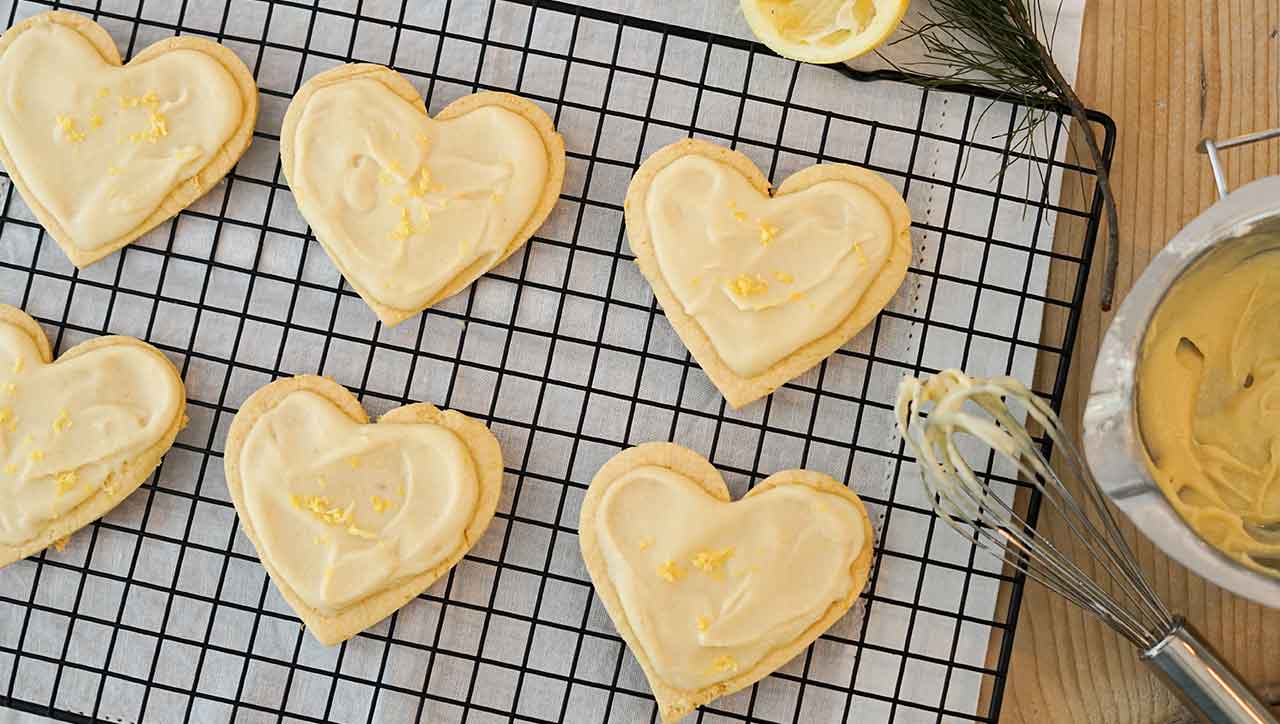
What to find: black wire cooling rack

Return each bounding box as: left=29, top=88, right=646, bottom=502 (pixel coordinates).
left=0, top=1, right=1115, bottom=722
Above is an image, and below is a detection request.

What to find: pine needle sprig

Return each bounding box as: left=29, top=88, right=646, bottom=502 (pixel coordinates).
left=887, top=0, right=1120, bottom=310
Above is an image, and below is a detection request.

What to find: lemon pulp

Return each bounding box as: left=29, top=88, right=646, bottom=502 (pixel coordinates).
left=741, top=0, right=908, bottom=64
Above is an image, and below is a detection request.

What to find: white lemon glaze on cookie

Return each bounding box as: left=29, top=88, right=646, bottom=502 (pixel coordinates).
left=580, top=442, right=874, bottom=722
left=0, top=12, right=256, bottom=267
left=647, top=154, right=896, bottom=376
left=596, top=465, right=865, bottom=690
left=280, top=64, right=565, bottom=327
left=223, top=375, right=504, bottom=645
left=624, top=139, right=911, bottom=409
left=0, top=308, right=184, bottom=552
left=237, top=390, right=480, bottom=614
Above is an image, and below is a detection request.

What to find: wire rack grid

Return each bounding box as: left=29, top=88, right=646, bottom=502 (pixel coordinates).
left=0, top=0, right=1115, bottom=722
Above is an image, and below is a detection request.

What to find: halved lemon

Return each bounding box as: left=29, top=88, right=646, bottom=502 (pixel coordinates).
left=741, top=0, right=910, bottom=64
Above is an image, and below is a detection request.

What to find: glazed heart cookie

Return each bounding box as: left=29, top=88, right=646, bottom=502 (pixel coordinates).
left=0, top=305, right=185, bottom=568
left=0, top=11, right=258, bottom=268
left=580, top=442, right=874, bottom=721
left=280, top=64, right=566, bottom=327
left=224, top=375, right=503, bottom=645
left=625, top=139, right=912, bottom=408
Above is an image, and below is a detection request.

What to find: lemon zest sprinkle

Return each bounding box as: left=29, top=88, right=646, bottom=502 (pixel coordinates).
left=371, top=495, right=391, bottom=513
left=759, top=221, right=780, bottom=246
left=657, top=559, right=686, bottom=582
left=29, top=449, right=44, bottom=462
left=711, top=655, right=738, bottom=673
left=728, top=274, right=769, bottom=297
left=854, top=242, right=868, bottom=266
left=691, top=548, right=733, bottom=575
left=88, top=112, right=103, bottom=128
left=696, top=615, right=711, bottom=632
left=55, top=114, right=86, bottom=143
left=55, top=470, right=77, bottom=495
left=637, top=536, right=654, bottom=551
left=52, top=409, right=72, bottom=433
left=774, top=271, right=795, bottom=284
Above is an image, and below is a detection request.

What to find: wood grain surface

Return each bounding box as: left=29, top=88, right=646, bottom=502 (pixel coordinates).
left=999, top=1, right=1280, bottom=722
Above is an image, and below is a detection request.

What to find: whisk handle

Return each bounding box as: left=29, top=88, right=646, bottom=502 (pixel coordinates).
left=1142, top=620, right=1277, bottom=724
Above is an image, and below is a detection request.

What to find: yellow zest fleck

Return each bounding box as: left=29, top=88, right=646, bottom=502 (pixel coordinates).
left=421, top=205, right=432, bottom=225
left=102, top=472, right=116, bottom=495
left=55, top=114, right=86, bottom=143
left=854, top=242, right=868, bottom=267
left=408, top=167, right=432, bottom=198
left=51, top=535, right=69, bottom=553
left=378, top=169, right=396, bottom=186
left=657, top=559, right=686, bottom=583
left=638, top=536, right=654, bottom=551
left=696, top=615, right=711, bottom=632
left=97, top=87, right=110, bottom=98
left=690, top=548, right=733, bottom=575
left=29, top=449, right=44, bottom=462
left=733, top=210, right=748, bottom=222
left=88, top=112, right=103, bottom=128
left=774, top=271, right=795, bottom=284
left=0, top=408, right=9, bottom=426
left=312, top=535, right=327, bottom=545
left=107, top=164, right=122, bottom=176
left=759, top=221, right=780, bottom=246
left=55, top=470, right=77, bottom=496
left=712, top=655, right=739, bottom=673
left=388, top=159, right=403, bottom=174
left=415, top=132, right=430, bottom=148
left=689, top=275, right=702, bottom=287
left=3, top=463, right=16, bottom=475
left=371, top=495, right=391, bottom=513
left=294, top=495, right=354, bottom=526
left=347, top=456, right=362, bottom=469
left=52, top=409, right=72, bottom=433
left=389, top=192, right=405, bottom=206
left=119, top=90, right=159, bottom=109
left=787, top=291, right=805, bottom=303
left=390, top=207, right=414, bottom=241
left=12, top=357, right=23, bottom=373
left=728, top=274, right=769, bottom=297
left=396, top=481, right=405, bottom=498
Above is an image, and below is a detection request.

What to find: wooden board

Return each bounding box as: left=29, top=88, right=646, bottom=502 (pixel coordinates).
left=994, top=1, right=1280, bottom=721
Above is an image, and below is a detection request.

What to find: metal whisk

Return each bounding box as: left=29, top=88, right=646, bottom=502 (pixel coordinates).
left=895, top=370, right=1277, bottom=724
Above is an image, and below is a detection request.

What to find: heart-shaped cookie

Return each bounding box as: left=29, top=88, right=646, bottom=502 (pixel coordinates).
left=224, top=375, right=503, bottom=645
left=0, top=305, right=186, bottom=568
left=580, top=442, right=874, bottom=721
left=0, top=11, right=258, bottom=268
left=280, top=64, right=566, bottom=327
left=625, top=139, right=912, bottom=408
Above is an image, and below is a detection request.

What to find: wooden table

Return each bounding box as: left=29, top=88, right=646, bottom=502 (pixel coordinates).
left=995, top=1, right=1280, bottom=722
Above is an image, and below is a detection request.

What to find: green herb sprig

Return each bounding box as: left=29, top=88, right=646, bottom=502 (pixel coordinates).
left=889, top=0, right=1119, bottom=310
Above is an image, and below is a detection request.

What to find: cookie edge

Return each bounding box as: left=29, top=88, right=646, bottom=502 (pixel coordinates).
left=0, top=10, right=260, bottom=268
left=578, top=441, right=875, bottom=722
left=279, top=62, right=566, bottom=327
left=0, top=304, right=187, bottom=569
left=222, top=374, right=504, bottom=646
left=623, top=137, right=912, bottom=408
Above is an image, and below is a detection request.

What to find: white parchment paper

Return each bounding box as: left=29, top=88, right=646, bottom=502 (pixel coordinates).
left=0, top=1, right=1088, bottom=723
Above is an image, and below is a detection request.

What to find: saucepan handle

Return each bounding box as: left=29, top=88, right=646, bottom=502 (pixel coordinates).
left=1198, top=128, right=1280, bottom=200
